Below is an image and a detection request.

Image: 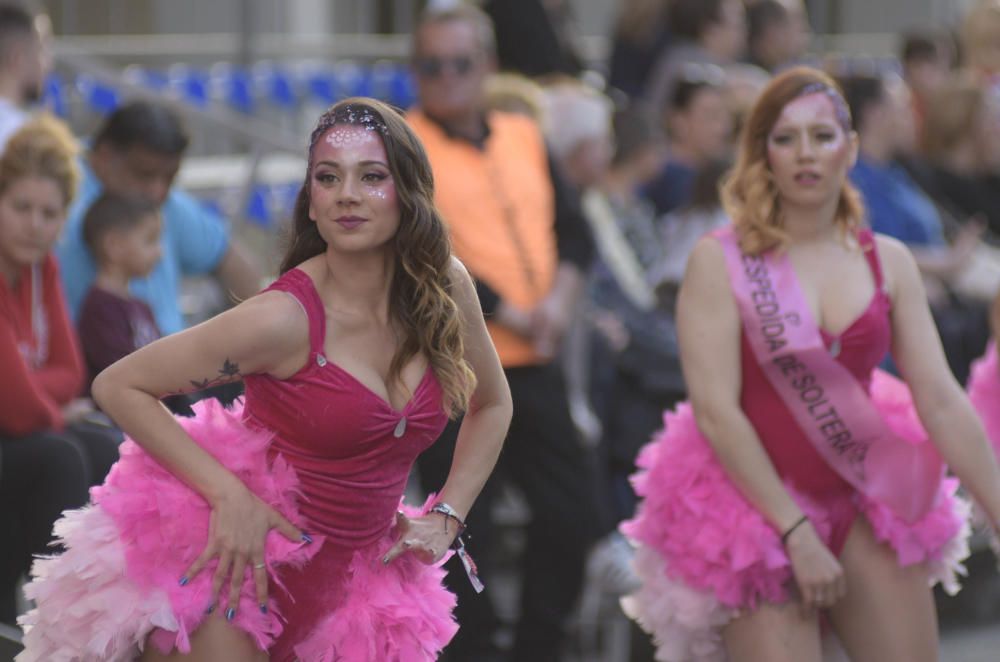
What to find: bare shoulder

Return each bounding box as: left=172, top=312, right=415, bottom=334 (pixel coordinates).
left=872, top=233, right=919, bottom=296
left=872, top=233, right=912, bottom=265
left=211, top=289, right=310, bottom=353
left=684, top=235, right=729, bottom=289
left=448, top=255, right=473, bottom=282
left=448, top=255, right=477, bottom=297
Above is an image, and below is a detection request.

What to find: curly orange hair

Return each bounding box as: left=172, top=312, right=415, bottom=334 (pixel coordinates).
left=721, top=66, right=864, bottom=255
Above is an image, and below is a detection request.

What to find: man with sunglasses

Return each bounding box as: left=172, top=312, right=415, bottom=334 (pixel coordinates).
left=407, top=5, right=612, bottom=662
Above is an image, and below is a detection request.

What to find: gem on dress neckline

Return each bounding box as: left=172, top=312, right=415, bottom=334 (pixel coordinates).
left=393, top=417, right=407, bottom=438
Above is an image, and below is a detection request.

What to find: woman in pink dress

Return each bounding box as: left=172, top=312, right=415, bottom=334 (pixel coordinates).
left=17, top=98, right=512, bottom=661
left=621, top=67, right=1000, bottom=661
left=968, top=290, right=1000, bottom=459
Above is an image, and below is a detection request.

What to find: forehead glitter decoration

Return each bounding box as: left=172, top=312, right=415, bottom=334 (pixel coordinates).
left=791, top=82, right=853, bottom=130
left=309, top=104, right=389, bottom=153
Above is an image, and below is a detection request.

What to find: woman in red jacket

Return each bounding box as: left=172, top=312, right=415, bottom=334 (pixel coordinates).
left=0, top=116, right=120, bottom=624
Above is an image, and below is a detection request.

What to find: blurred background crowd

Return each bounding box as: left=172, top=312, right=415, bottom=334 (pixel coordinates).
left=2, top=0, right=1000, bottom=660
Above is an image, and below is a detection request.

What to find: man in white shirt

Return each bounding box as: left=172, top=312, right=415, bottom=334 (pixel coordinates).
left=0, top=4, right=47, bottom=151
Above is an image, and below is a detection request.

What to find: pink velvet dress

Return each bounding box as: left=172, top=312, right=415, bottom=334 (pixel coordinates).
left=18, top=268, right=458, bottom=662
left=968, top=341, right=999, bottom=457
left=621, top=230, right=970, bottom=661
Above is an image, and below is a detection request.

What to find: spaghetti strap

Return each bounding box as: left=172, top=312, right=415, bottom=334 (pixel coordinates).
left=263, top=269, right=326, bottom=357
left=857, top=228, right=886, bottom=292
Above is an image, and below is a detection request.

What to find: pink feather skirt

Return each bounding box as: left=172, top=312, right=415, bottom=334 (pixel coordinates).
left=16, top=399, right=457, bottom=662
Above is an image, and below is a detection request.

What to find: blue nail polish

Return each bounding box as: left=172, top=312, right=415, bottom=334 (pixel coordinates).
left=225, top=607, right=236, bottom=621
left=301, top=533, right=313, bottom=544
left=178, top=576, right=189, bottom=586
left=260, top=603, right=268, bottom=615
left=205, top=604, right=215, bottom=615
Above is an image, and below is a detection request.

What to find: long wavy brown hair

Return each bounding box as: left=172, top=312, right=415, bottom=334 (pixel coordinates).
left=280, top=98, right=476, bottom=417
left=721, top=67, right=864, bottom=255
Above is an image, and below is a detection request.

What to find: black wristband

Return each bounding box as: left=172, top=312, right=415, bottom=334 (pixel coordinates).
left=780, top=515, right=809, bottom=546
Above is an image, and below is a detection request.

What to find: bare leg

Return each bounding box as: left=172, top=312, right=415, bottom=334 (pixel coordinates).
left=723, top=599, right=823, bottom=662
left=139, top=612, right=268, bottom=662
left=827, top=516, right=938, bottom=662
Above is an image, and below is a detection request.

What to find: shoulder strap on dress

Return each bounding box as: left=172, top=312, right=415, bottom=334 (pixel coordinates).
left=857, top=228, right=886, bottom=292
left=263, top=269, right=325, bottom=356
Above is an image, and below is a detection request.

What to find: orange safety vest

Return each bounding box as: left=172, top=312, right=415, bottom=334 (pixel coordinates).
left=408, top=109, right=557, bottom=367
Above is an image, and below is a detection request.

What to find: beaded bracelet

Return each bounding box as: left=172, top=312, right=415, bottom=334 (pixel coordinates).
left=780, top=515, right=809, bottom=546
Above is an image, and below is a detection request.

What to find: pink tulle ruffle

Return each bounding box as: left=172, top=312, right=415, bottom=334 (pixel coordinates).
left=291, top=499, right=458, bottom=662
left=621, top=370, right=970, bottom=662
left=17, top=399, right=457, bottom=662
left=969, top=342, right=1000, bottom=455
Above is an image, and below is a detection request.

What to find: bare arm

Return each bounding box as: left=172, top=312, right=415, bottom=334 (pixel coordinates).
left=434, top=257, right=513, bottom=519
left=879, top=235, right=1000, bottom=525
left=213, top=240, right=264, bottom=304
left=384, top=258, right=512, bottom=566
left=679, top=238, right=804, bottom=533
left=991, top=290, right=1000, bottom=341
left=92, top=291, right=306, bottom=503
left=531, top=262, right=586, bottom=359
left=91, top=291, right=307, bottom=612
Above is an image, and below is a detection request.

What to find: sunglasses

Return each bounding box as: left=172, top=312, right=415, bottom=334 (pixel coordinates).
left=414, top=55, right=477, bottom=79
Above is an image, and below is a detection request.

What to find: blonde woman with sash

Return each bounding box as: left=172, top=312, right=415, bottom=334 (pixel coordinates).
left=621, top=67, right=1000, bottom=662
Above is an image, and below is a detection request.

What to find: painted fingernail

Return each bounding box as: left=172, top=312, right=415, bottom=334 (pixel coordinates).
left=178, top=576, right=189, bottom=586
left=259, top=603, right=268, bottom=614
left=382, top=556, right=389, bottom=565
left=225, top=607, right=236, bottom=621
left=205, top=604, right=215, bottom=615
left=301, top=533, right=313, bottom=544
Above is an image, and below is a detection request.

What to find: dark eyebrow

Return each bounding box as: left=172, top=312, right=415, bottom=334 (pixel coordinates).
left=770, top=121, right=840, bottom=132
left=314, top=159, right=390, bottom=168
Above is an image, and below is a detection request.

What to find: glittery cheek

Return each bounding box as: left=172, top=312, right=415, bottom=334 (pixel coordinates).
left=364, top=178, right=397, bottom=207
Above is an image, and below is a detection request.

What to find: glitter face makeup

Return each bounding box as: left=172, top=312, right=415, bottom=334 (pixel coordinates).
left=766, top=91, right=857, bottom=210
left=307, top=120, right=401, bottom=252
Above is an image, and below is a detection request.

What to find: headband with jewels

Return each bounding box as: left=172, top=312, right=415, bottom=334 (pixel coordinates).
left=309, top=104, right=390, bottom=151
left=795, top=82, right=852, bottom=130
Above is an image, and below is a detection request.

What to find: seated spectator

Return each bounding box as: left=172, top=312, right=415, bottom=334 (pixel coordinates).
left=843, top=72, right=994, bottom=383
left=962, top=0, right=1000, bottom=91
left=581, top=106, right=682, bottom=523
left=0, top=117, right=120, bottom=624
left=0, top=4, right=48, bottom=151
left=78, top=192, right=162, bottom=386
left=900, top=29, right=955, bottom=134
left=56, top=101, right=262, bottom=336
left=645, top=0, right=747, bottom=112
left=908, top=73, right=1000, bottom=238
left=484, top=0, right=583, bottom=79
left=607, top=0, right=672, bottom=99
left=746, top=0, right=812, bottom=73
left=484, top=72, right=545, bottom=120
left=76, top=191, right=194, bottom=416
left=842, top=74, right=981, bottom=297
left=542, top=81, right=615, bottom=194
left=652, top=158, right=732, bottom=296
left=642, top=72, right=734, bottom=216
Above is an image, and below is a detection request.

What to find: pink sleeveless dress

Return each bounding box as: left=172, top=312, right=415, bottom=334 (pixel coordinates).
left=17, top=268, right=458, bottom=662
left=620, top=229, right=970, bottom=662
left=968, top=340, right=999, bottom=457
